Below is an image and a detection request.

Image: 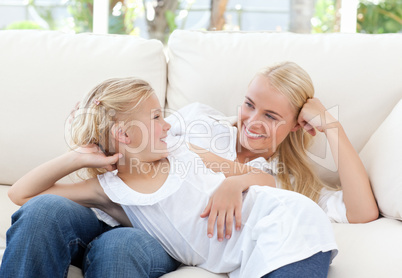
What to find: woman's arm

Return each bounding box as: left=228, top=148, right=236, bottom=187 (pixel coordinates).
left=8, top=145, right=121, bottom=209
left=188, top=143, right=275, bottom=181
left=188, top=143, right=276, bottom=240
left=298, top=98, right=379, bottom=223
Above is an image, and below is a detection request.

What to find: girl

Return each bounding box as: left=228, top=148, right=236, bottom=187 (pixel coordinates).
left=5, top=77, right=337, bottom=277
left=167, top=61, right=379, bottom=241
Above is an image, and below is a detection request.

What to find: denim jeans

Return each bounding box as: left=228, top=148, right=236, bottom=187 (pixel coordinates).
left=0, top=195, right=180, bottom=278
left=263, top=251, right=332, bottom=278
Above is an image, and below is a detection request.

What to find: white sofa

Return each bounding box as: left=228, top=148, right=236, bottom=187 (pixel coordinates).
left=1, top=29, right=402, bottom=278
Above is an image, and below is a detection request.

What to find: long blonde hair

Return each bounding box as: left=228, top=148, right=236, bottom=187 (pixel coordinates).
left=258, top=62, right=331, bottom=202
left=69, top=77, right=154, bottom=178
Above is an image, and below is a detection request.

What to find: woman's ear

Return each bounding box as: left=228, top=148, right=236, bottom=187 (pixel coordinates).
left=111, top=124, right=130, bottom=144
left=291, top=123, right=301, bottom=132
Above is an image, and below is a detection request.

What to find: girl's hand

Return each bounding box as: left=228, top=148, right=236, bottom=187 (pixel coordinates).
left=200, top=178, right=243, bottom=241
left=74, top=144, right=122, bottom=171
left=297, top=97, right=337, bottom=136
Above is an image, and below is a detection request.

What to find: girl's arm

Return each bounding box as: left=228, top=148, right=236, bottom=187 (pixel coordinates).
left=188, top=143, right=275, bottom=240
left=298, top=98, right=379, bottom=223
left=8, top=145, right=121, bottom=209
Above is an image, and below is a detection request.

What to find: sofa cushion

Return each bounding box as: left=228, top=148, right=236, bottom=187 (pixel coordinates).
left=66, top=265, right=228, bottom=278
left=64, top=218, right=402, bottom=278
left=329, top=218, right=402, bottom=277
left=166, top=30, right=402, bottom=187
left=359, top=99, right=402, bottom=220
left=0, top=30, right=167, bottom=186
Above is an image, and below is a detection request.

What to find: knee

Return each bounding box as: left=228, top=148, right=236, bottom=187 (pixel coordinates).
left=85, top=228, right=178, bottom=277
left=12, top=194, right=79, bottom=225
left=87, top=227, right=172, bottom=269
left=90, top=228, right=159, bottom=258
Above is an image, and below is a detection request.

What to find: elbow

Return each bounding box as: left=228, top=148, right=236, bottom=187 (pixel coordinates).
left=8, top=186, right=26, bottom=207
left=347, top=207, right=379, bottom=224
left=365, top=207, right=380, bottom=223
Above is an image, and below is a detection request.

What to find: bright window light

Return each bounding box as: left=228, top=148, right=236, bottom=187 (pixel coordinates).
left=93, top=0, right=109, bottom=34
left=340, top=0, right=358, bottom=33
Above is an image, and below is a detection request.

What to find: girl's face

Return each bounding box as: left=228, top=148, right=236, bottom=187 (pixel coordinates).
left=123, top=94, right=171, bottom=161
left=237, top=75, right=299, bottom=158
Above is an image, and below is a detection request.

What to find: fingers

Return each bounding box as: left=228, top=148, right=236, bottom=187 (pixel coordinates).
left=207, top=208, right=217, bottom=239
left=207, top=209, right=237, bottom=241
left=302, top=122, right=317, bottom=136
left=206, top=208, right=230, bottom=242
left=216, top=212, right=225, bottom=242
left=298, top=120, right=317, bottom=136
left=235, top=206, right=242, bottom=232
left=200, top=199, right=212, bottom=218
left=225, top=211, right=234, bottom=239
left=103, top=153, right=122, bottom=171
left=298, top=97, right=330, bottom=135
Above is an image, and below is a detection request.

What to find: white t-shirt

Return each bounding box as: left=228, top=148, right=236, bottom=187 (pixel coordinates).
left=97, top=135, right=338, bottom=277
left=166, top=102, right=348, bottom=223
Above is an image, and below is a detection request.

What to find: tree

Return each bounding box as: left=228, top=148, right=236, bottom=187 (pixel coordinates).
left=143, top=0, right=179, bottom=41
left=209, top=0, right=228, bottom=30
left=357, top=0, right=402, bottom=33
left=289, top=0, right=317, bottom=33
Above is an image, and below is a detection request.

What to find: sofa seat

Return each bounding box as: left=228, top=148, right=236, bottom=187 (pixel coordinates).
left=2, top=184, right=402, bottom=278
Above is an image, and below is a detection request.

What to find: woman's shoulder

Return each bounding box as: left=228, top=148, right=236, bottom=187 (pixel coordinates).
left=165, top=102, right=229, bottom=129
left=172, top=102, right=225, bottom=117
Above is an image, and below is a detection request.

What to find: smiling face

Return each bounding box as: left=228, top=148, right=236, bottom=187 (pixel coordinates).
left=237, top=74, right=300, bottom=159
left=122, top=94, right=171, bottom=162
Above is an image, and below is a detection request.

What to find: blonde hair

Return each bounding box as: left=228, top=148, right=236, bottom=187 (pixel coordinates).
left=69, top=77, right=154, bottom=178
left=258, top=62, right=333, bottom=202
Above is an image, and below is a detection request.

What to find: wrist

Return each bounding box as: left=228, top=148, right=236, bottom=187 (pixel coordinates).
left=65, top=150, right=86, bottom=169
left=323, top=121, right=342, bottom=135
left=226, top=176, right=249, bottom=192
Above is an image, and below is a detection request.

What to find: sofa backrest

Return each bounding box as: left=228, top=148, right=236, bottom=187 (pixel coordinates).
left=0, top=30, right=166, bottom=185
left=166, top=30, right=402, bottom=186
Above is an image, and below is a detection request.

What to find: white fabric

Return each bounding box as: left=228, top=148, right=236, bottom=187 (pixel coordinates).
left=98, top=136, right=337, bottom=277
left=166, top=102, right=348, bottom=223
left=329, top=218, right=402, bottom=278
left=1, top=30, right=402, bottom=278
left=0, top=30, right=167, bottom=185
left=167, top=30, right=402, bottom=188
left=91, top=208, right=121, bottom=227
left=359, top=99, right=402, bottom=220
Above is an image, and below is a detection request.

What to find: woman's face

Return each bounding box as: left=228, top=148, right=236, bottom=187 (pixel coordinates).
left=237, top=74, right=300, bottom=157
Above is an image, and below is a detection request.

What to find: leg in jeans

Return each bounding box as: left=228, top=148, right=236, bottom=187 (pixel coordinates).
left=83, top=227, right=181, bottom=278
left=0, top=194, right=108, bottom=278
left=0, top=194, right=180, bottom=278
left=262, top=251, right=332, bottom=278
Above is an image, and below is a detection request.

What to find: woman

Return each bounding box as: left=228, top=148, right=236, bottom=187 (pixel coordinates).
left=166, top=61, right=379, bottom=241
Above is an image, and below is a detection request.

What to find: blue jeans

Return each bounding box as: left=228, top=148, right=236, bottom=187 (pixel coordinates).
left=0, top=195, right=180, bottom=278
left=263, top=251, right=331, bottom=278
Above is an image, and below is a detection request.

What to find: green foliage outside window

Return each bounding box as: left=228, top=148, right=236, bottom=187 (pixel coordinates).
left=357, top=0, right=402, bottom=33
left=312, top=0, right=338, bottom=33
left=5, top=21, right=44, bottom=30
left=68, top=0, right=142, bottom=34
left=68, top=0, right=94, bottom=32
left=312, top=0, right=402, bottom=33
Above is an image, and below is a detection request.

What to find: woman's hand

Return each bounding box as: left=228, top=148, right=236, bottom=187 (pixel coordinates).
left=297, top=97, right=338, bottom=136
left=200, top=177, right=243, bottom=241
left=74, top=144, right=122, bottom=171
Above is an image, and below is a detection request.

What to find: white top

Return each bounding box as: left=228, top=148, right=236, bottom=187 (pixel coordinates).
left=165, top=102, right=349, bottom=223
left=97, top=135, right=338, bottom=277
